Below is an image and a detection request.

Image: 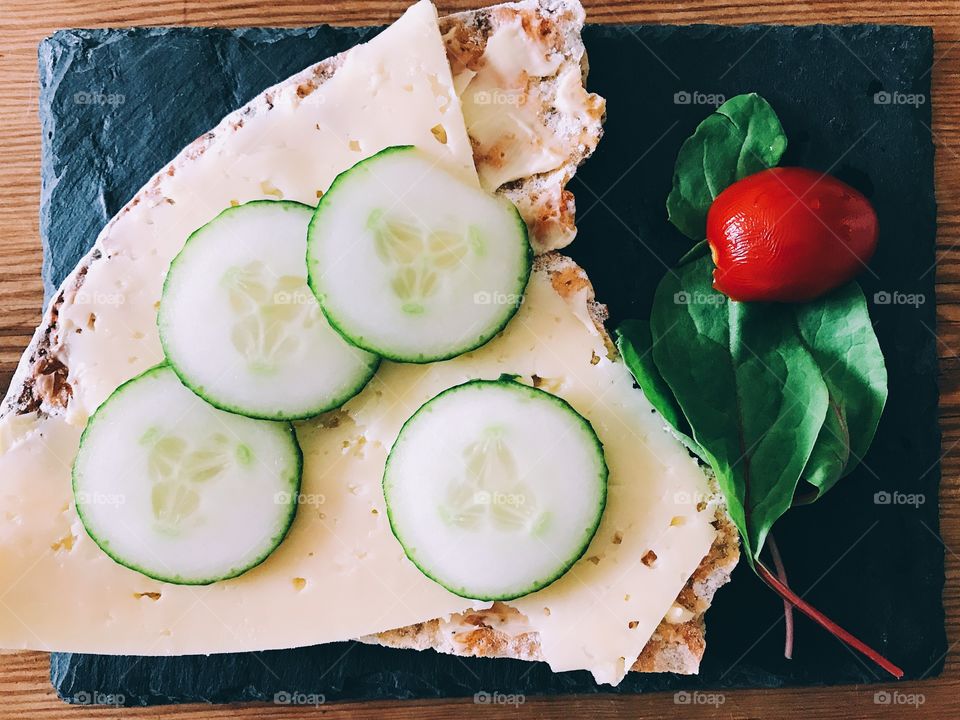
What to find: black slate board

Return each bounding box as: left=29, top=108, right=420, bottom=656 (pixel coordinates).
left=40, top=20, right=943, bottom=706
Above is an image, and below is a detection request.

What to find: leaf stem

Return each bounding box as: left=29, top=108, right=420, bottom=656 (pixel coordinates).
left=756, top=560, right=903, bottom=678
left=766, top=534, right=794, bottom=660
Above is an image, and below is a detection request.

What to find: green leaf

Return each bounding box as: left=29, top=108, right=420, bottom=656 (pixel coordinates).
left=799, top=398, right=850, bottom=500
left=795, top=282, right=888, bottom=498
left=666, top=93, right=788, bottom=240
left=615, top=319, right=704, bottom=458
left=649, top=256, right=828, bottom=560
left=677, top=239, right=712, bottom=267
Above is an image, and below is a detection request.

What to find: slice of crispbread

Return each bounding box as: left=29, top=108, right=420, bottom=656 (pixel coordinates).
left=365, top=254, right=740, bottom=675
left=2, top=0, right=736, bottom=676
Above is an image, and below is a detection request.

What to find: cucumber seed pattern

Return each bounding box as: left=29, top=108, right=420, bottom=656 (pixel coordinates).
left=367, top=209, right=484, bottom=315
left=141, top=428, right=253, bottom=535
left=221, top=261, right=322, bottom=374
left=440, top=426, right=548, bottom=533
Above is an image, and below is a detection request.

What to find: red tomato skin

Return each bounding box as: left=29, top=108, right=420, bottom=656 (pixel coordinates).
left=706, top=167, right=879, bottom=302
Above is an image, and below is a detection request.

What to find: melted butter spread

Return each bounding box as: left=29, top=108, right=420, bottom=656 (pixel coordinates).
left=456, top=16, right=588, bottom=191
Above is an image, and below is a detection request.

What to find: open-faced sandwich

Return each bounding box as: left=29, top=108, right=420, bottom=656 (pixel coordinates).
left=0, top=0, right=903, bottom=690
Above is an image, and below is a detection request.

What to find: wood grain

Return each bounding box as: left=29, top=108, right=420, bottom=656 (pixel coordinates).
left=0, top=0, right=958, bottom=717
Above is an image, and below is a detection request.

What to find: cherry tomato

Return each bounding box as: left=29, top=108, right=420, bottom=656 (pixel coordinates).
left=706, top=167, right=878, bottom=302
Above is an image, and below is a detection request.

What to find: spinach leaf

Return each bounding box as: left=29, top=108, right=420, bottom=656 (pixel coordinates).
left=795, top=282, right=888, bottom=498
left=615, top=319, right=704, bottom=458
left=799, top=398, right=850, bottom=500
left=648, top=255, right=829, bottom=560
left=648, top=92, right=898, bottom=677
left=666, top=93, right=788, bottom=240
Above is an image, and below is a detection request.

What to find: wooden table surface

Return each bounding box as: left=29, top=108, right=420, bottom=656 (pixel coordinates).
left=0, top=0, right=958, bottom=717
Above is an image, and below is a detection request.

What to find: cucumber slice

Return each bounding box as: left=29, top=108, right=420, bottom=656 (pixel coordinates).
left=159, top=200, right=379, bottom=420
left=73, top=365, right=302, bottom=585
left=306, top=146, right=532, bottom=363
left=383, top=379, right=608, bottom=600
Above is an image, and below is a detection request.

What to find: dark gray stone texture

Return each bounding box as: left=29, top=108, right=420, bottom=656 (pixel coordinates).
left=41, top=20, right=941, bottom=705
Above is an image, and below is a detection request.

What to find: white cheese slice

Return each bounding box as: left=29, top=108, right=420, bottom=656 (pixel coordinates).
left=0, top=0, right=718, bottom=686
left=349, top=272, right=717, bottom=685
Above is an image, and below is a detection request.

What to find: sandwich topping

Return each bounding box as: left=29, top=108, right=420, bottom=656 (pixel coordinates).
left=73, top=365, right=301, bottom=585
left=306, top=146, right=532, bottom=363
left=384, top=378, right=607, bottom=601
left=159, top=200, right=379, bottom=420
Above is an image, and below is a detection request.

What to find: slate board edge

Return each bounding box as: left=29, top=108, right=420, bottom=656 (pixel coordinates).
left=34, top=20, right=943, bottom=705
